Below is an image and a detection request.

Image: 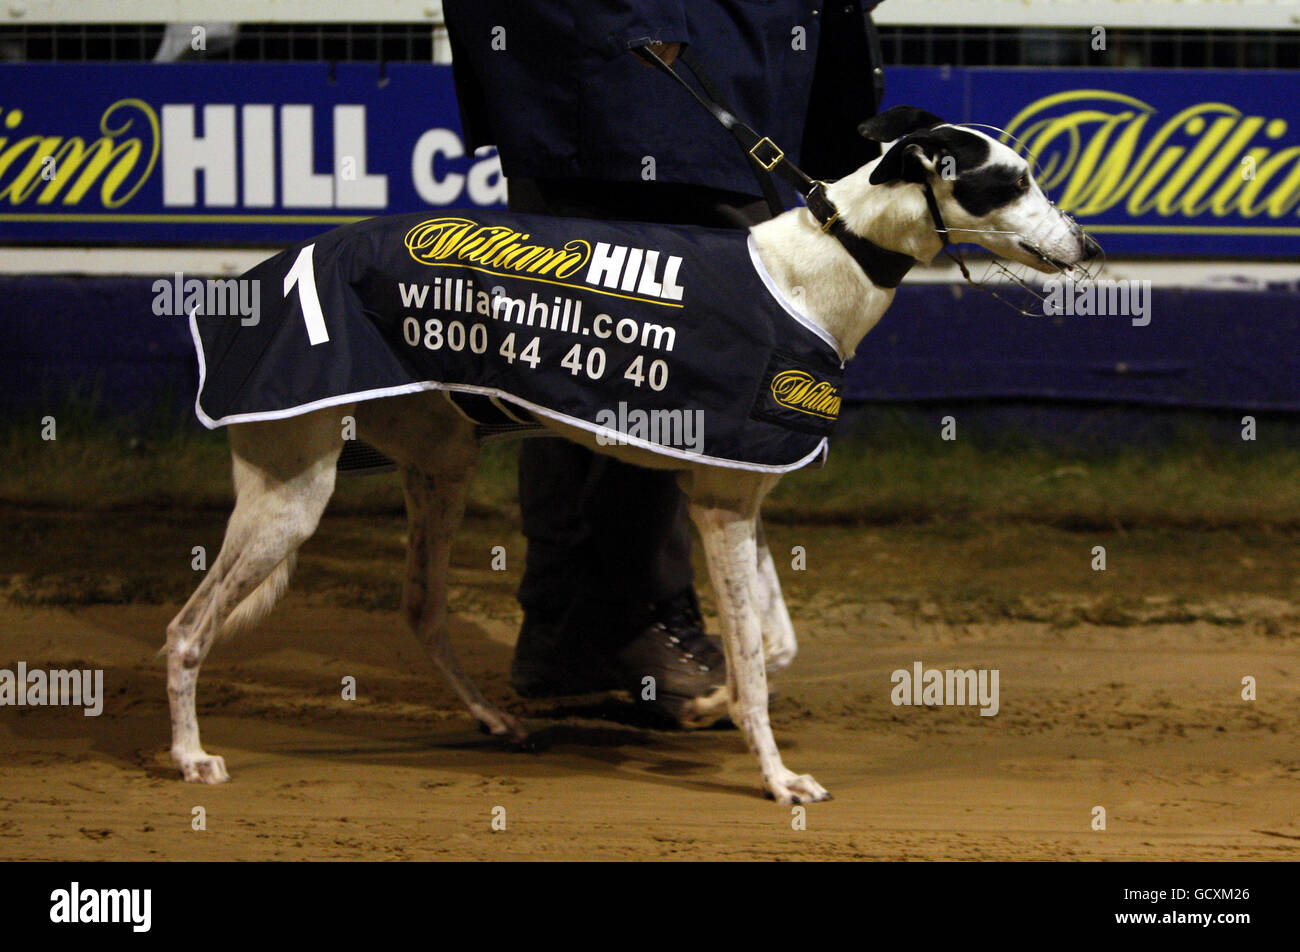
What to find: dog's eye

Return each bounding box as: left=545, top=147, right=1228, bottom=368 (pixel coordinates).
left=1017, top=172, right=1030, bottom=190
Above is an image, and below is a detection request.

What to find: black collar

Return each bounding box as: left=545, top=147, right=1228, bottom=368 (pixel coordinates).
left=803, top=180, right=915, bottom=289
left=827, top=219, right=916, bottom=289
left=818, top=179, right=959, bottom=290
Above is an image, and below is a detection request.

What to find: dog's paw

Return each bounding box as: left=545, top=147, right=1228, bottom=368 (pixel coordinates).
left=475, top=709, right=530, bottom=746
left=673, top=685, right=730, bottom=730
left=763, top=769, right=831, bottom=805
left=175, top=752, right=230, bottom=784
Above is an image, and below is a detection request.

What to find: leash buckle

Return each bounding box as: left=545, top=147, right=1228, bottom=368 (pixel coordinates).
left=749, top=137, right=784, bottom=171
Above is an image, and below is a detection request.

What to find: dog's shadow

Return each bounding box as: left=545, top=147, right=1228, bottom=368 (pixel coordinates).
left=422, top=726, right=737, bottom=795
left=437, top=694, right=735, bottom=768
left=278, top=695, right=741, bottom=795
left=522, top=695, right=735, bottom=734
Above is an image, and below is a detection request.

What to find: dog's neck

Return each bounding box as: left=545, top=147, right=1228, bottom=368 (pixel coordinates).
left=749, top=165, right=944, bottom=359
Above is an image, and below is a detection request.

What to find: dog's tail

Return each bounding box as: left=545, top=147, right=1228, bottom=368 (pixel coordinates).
left=219, top=551, right=297, bottom=639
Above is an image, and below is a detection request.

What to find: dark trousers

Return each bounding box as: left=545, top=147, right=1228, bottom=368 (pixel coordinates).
left=508, top=178, right=769, bottom=630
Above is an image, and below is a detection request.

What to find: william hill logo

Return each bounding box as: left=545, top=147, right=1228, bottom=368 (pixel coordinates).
left=404, top=217, right=687, bottom=302
left=770, top=369, right=841, bottom=420
left=1005, top=91, right=1300, bottom=220
left=406, top=217, right=591, bottom=278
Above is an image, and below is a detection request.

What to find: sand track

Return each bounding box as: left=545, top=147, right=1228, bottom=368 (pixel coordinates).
left=1, top=511, right=1297, bottom=860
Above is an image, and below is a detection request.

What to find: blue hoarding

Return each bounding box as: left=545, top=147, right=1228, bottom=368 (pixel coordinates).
left=0, top=62, right=1298, bottom=255
left=6, top=276, right=1296, bottom=415
left=886, top=66, right=1300, bottom=258
left=0, top=63, right=504, bottom=245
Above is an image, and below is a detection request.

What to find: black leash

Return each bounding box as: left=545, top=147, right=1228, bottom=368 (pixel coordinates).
left=634, top=45, right=916, bottom=289
left=672, top=47, right=785, bottom=221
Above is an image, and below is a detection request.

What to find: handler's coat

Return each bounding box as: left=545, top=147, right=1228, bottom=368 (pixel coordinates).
left=191, top=210, right=845, bottom=473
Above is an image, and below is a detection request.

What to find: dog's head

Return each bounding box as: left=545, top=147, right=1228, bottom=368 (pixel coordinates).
left=858, top=106, right=1100, bottom=273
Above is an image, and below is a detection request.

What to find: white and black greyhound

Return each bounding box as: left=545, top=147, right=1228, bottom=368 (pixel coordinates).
left=165, top=107, right=1099, bottom=804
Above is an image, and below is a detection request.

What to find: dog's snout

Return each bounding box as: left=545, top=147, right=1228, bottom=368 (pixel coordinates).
left=1081, top=233, right=1102, bottom=261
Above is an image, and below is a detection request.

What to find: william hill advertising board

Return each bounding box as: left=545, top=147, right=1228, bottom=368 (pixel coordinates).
left=0, top=62, right=1296, bottom=256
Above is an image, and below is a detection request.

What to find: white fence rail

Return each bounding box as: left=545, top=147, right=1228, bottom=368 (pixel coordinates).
left=8, top=0, right=1300, bottom=30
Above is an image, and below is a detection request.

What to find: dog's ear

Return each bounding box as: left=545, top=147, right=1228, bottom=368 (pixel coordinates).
left=868, top=130, right=946, bottom=185
left=858, top=106, right=946, bottom=143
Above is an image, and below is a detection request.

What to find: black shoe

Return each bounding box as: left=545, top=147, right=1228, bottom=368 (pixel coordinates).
left=510, top=592, right=729, bottom=728
left=614, top=592, right=728, bottom=728
left=509, top=608, right=622, bottom=698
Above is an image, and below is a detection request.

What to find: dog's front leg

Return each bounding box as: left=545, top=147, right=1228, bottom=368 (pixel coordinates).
left=689, top=493, right=829, bottom=805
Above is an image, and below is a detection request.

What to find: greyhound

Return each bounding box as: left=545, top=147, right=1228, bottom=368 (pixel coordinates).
left=165, top=107, right=1100, bottom=804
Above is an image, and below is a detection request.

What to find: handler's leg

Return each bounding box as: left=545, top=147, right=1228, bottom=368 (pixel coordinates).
left=511, top=438, right=621, bottom=696
left=507, top=179, right=768, bottom=722
left=580, top=457, right=728, bottom=721
left=511, top=440, right=724, bottom=718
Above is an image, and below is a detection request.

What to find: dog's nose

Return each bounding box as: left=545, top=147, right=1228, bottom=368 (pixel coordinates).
left=1081, top=234, right=1102, bottom=260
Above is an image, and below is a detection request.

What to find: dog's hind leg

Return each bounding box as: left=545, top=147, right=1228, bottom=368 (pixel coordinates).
left=755, top=517, right=797, bottom=673
left=687, top=471, right=828, bottom=804
left=358, top=392, right=525, bottom=742
left=399, top=458, right=526, bottom=742
left=165, top=406, right=346, bottom=782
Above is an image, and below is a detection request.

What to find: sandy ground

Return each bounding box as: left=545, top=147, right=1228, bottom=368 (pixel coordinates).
left=1, top=507, right=1297, bottom=860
